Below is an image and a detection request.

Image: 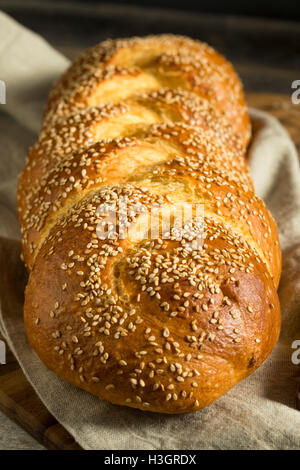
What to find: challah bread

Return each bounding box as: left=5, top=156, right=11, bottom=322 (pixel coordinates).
left=18, top=35, right=281, bottom=414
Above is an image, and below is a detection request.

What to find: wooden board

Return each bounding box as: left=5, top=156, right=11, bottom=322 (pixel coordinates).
left=0, top=92, right=299, bottom=450
left=0, top=333, right=81, bottom=449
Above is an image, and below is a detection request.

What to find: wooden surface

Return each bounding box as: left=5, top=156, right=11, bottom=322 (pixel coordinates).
left=0, top=0, right=299, bottom=450
left=0, top=92, right=299, bottom=450
left=0, top=330, right=81, bottom=450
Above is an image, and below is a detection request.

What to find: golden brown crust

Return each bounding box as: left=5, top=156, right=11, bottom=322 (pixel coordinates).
left=18, top=122, right=250, bottom=269
left=24, top=188, right=280, bottom=413
left=19, top=34, right=281, bottom=414
left=18, top=88, right=242, bottom=206
left=43, top=35, right=250, bottom=145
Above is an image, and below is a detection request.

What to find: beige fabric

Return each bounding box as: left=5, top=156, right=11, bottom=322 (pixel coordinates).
left=0, top=11, right=299, bottom=450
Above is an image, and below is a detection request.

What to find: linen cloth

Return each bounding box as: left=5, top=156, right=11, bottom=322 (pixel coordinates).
left=0, top=11, right=299, bottom=450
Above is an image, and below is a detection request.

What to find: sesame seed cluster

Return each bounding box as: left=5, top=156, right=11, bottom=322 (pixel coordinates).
left=18, top=88, right=241, bottom=209
left=43, top=34, right=251, bottom=144
left=19, top=35, right=281, bottom=413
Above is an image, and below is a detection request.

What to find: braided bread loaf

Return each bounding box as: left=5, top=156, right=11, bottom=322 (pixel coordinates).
left=18, top=35, right=281, bottom=414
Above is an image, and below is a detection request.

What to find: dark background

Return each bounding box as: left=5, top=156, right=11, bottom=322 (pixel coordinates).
left=0, top=0, right=299, bottom=94
left=5, top=0, right=300, bottom=21
left=58, top=0, right=300, bottom=21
